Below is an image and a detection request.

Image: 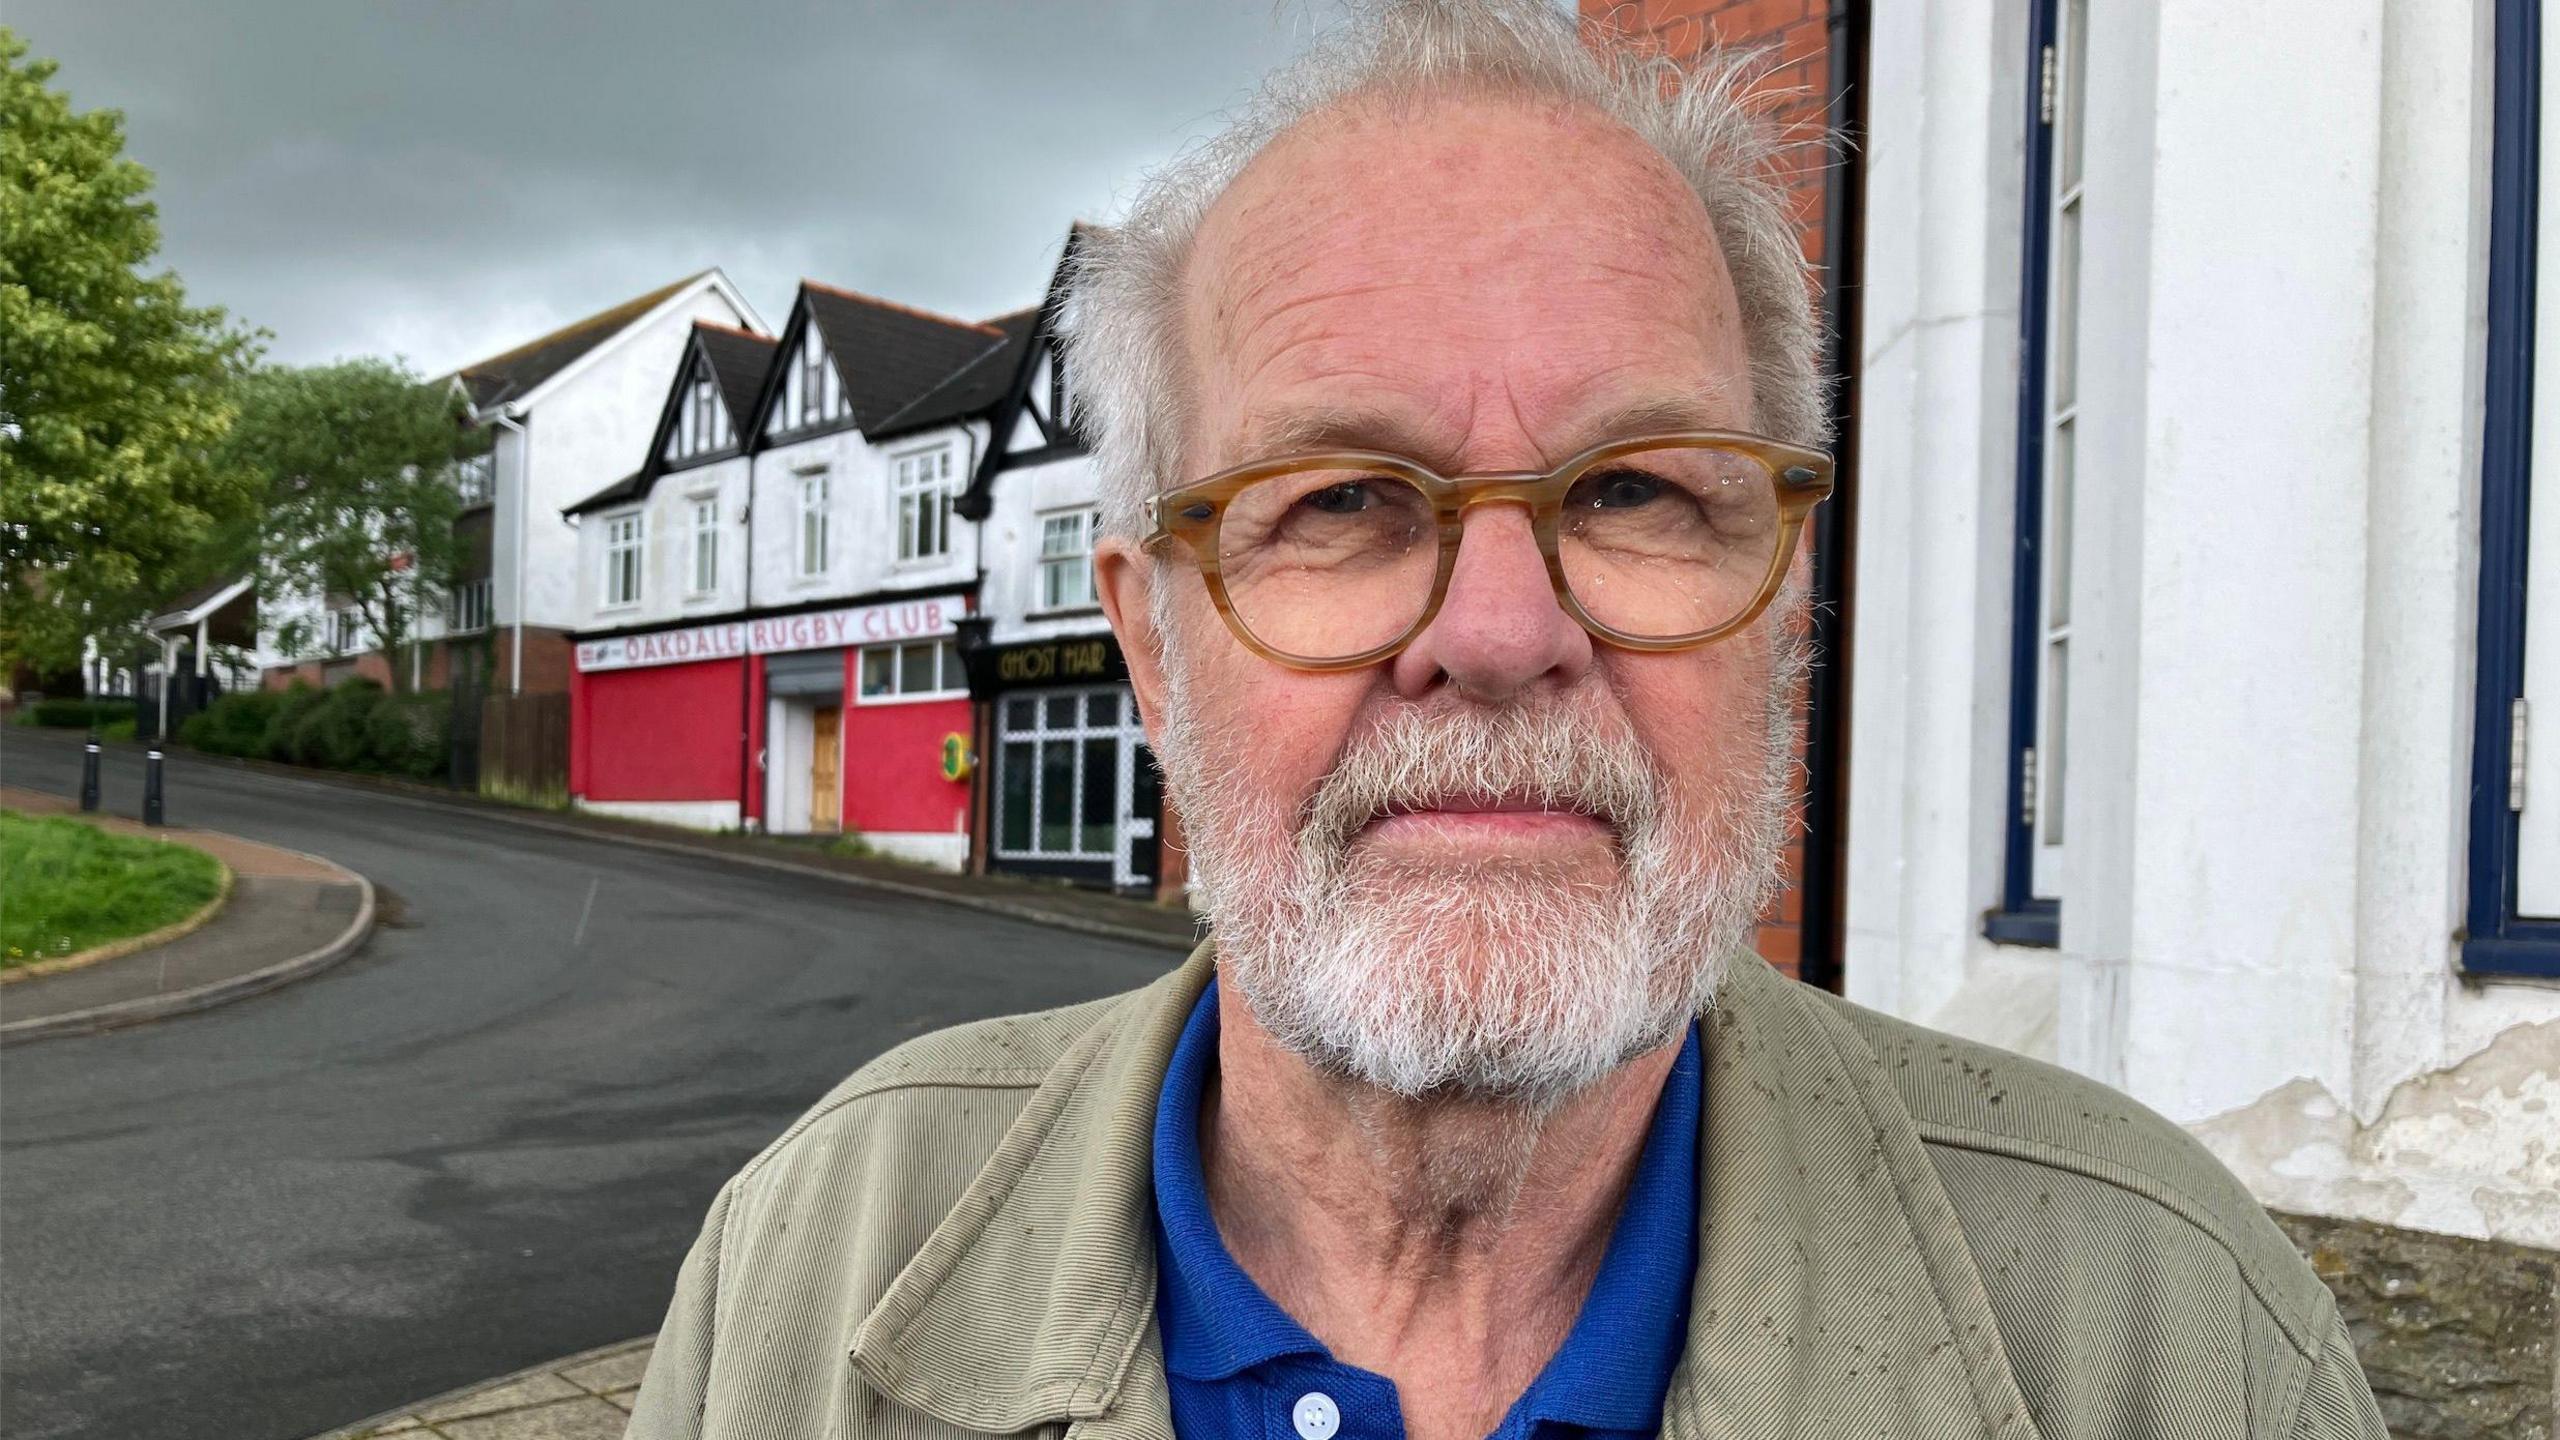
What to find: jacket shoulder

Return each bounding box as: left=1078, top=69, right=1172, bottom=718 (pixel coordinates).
left=737, top=988, right=1135, bottom=1192
left=1809, top=985, right=2334, bottom=1351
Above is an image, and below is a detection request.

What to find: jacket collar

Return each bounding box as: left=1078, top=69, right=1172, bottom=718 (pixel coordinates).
left=849, top=946, right=2042, bottom=1440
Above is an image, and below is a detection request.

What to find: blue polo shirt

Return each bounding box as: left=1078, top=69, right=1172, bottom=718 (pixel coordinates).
left=1151, top=980, right=1702, bottom=1440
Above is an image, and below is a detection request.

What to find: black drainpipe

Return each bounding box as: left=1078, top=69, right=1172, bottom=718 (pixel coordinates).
left=1797, top=0, right=1869, bottom=994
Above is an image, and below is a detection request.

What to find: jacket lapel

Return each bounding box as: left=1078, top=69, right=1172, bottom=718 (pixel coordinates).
left=1666, top=958, right=2042, bottom=1440
left=851, top=947, right=2038, bottom=1440
left=848, top=945, right=1210, bottom=1437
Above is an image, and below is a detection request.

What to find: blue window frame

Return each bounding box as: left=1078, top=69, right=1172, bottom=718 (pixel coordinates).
left=2467, top=0, right=2560, bottom=979
left=1987, top=0, right=2079, bottom=948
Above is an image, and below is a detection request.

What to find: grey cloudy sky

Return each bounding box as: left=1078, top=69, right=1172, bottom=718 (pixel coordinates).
left=10, top=2, right=1358, bottom=376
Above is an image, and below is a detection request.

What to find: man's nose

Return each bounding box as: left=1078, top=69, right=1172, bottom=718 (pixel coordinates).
left=1388, top=502, right=1594, bottom=702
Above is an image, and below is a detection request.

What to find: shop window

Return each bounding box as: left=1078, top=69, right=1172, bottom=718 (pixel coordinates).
left=1987, top=0, right=2085, bottom=949
left=798, top=471, right=831, bottom=578
left=857, top=638, right=963, bottom=702
left=689, top=497, right=720, bottom=596
left=1040, top=508, right=1100, bottom=610
left=895, top=446, right=958, bottom=562
left=2468, top=0, right=2560, bottom=977
left=994, top=683, right=1132, bottom=860
left=604, top=511, right=645, bottom=608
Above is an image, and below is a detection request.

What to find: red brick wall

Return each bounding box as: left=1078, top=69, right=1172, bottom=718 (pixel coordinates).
left=1584, top=0, right=1834, bottom=980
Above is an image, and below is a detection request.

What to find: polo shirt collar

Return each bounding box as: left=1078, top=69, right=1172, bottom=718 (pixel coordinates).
left=1150, top=977, right=1702, bottom=1431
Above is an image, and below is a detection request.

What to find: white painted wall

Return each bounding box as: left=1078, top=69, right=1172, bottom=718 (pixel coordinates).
left=1849, top=0, right=2560, bottom=1249
left=980, top=449, right=1109, bottom=648
left=745, top=421, right=986, bottom=613
left=574, top=454, right=753, bottom=626
left=574, top=798, right=740, bottom=831
left=493, top=284, right=754, bottom=636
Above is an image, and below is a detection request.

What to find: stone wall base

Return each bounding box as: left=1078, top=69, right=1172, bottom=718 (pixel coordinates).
left=2274, top=1211, right=2556, bottom=1440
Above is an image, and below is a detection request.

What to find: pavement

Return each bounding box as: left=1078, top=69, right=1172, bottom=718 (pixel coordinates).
left=0, top=784, right=374, bottom=1040
left=157, top=738, right=1206, bottom=954
left=0, top=727, right=1186, bottom=1440
left=315, top=1337, right=654, bottom=1439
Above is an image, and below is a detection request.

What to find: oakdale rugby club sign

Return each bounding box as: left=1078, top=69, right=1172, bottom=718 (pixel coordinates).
left=574, top=597, right=958, bottom=673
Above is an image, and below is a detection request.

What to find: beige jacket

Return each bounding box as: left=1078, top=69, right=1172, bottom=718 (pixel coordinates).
left=627, top=946, right=2386, bottom=1440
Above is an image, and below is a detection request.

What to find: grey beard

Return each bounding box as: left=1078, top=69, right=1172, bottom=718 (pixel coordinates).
left=1152, top=603, right=1805, bottom=1111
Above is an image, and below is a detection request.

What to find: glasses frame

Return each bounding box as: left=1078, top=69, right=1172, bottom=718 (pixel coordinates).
left=1141, top=429, right=1837, bottom=672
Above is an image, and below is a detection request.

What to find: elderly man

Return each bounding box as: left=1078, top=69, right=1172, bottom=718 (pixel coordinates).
left=630, top=5, right=2386, bottom=1438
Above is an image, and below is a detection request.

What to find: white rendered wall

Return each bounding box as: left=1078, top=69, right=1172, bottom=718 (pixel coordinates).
left=747, top=421, right=986, bottom=613
left=573, top=798, right=740, bottom=832
left=981, top=450, right=1110, bottom=648
left=574, top=454, right=752, bottom=628
left=1848, top=0, right=2560, bottom=1248
left=493, top=287, right=751, bottom=635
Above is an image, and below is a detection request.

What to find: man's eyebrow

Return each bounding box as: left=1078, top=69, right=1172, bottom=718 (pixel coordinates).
left=1230, top=389, right=1746, bottom=472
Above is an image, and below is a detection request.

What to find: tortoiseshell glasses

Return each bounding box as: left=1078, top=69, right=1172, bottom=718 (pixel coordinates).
left=1140, top=430, right=1836, bottom=672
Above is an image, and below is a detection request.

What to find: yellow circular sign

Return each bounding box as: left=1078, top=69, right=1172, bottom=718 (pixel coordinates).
left=939, top=733, right=975, bottom=783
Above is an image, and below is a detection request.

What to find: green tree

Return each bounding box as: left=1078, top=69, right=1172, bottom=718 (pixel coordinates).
left=222, top=360, right=471, bottom=693
left=0, top=29, right=261, bottom=673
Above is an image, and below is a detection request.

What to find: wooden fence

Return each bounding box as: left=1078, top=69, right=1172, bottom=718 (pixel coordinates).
left=478, top=692, right=568, bottom=804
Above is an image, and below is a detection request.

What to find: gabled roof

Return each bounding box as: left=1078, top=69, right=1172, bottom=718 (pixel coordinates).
left=695, top=321, right=779, bottom=431
left=562, top=320, right=777, bottom=518
left=566, top=468, right=649, bottom=516
left=869, top=306, right=1040, bottom=441
left=956, top=226, right=1094, bottom=520
left=801, top=283, right=1005, bottom=432
left=452, top=272, right=710, bottom=409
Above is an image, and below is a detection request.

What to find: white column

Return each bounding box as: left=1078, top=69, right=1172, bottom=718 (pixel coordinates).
left=2101, top=0, right=2385, bottom=1120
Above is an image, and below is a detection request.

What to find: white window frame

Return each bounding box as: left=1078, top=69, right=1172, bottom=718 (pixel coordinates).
left=893, top=445, right=959, bottom=564
left=454, top=451, right=495, bottom=508
left=797, top=469, right=832, bottom=580
left=1038, top=508, right=1101, bottom=611
left=688, top=494, right=720, bottom=597
left=603, top=510, right=646, bottom=609
left=854, top=638, right=967, bottom=705
left=992, top=686, right=1134, bottom=862
left=332, top=606, right=363, bottom=656
left=446, top=577, right=492, bottom=634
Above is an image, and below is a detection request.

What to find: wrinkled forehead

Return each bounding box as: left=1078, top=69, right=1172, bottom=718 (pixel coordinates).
left=1180, top=89, right=1751, bottom=475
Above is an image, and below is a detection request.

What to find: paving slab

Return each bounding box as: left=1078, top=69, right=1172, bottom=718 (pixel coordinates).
left=314, top=1338, right=655, bottom=1440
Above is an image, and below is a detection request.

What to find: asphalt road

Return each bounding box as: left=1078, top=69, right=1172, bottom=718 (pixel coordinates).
left=0, top=730, right=1174, bottom=1440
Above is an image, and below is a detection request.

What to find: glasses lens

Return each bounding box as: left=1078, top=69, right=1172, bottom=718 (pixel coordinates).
left=1558, top=444, right=1783, bottom=640
left=1216, top=466, right=1438, bottom=661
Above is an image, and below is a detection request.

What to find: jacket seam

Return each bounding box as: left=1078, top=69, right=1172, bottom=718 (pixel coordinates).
left=733, top=1069, right=1053, bottom=1191
left=1912, top=1118, right=2320, bottom=1361
left=1798, top=996, right=2041, bottom=1440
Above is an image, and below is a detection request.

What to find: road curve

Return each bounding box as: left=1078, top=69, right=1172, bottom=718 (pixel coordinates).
left=0, top=730, right=1172, bottom=1440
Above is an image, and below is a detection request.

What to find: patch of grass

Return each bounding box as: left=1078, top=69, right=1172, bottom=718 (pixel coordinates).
left=0, top=810, right=227, bottom=969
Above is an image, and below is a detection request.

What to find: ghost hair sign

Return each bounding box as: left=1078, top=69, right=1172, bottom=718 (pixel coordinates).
left=962, top=634, right=1129, bottom=696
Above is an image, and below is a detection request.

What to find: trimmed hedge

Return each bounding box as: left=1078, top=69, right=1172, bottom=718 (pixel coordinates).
left=180, top=682, right=451, bottom=780
left=14, top=698, right=134, bottom=729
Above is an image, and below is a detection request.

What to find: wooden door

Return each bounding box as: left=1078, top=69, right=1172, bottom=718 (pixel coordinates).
left=811, top=706, right=842, bottom=832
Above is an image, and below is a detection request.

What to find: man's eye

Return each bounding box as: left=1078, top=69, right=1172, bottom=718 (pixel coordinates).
left=1583, top=471, right=1665, bottom=508
left=1302, top=481, right=1380, bottom=514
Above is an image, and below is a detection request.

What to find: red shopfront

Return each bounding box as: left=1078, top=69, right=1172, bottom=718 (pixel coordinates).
left=570, top=594, right=975, bottom=866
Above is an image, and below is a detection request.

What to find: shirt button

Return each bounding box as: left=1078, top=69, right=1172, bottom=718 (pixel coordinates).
left=1292, top=1391, right=1341, bottom=1440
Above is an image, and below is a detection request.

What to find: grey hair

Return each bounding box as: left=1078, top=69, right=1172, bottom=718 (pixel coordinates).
left=1057, top=0, right=1830, bottom=541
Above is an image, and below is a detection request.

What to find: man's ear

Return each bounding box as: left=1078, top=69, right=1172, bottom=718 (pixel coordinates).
left=1096, top=535, right=1170, bottom=749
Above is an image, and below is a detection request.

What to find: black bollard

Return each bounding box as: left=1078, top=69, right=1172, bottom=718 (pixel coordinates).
left=80, top=731, right=102, bottom=812
left=143, top=748, right=165, bottom=827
